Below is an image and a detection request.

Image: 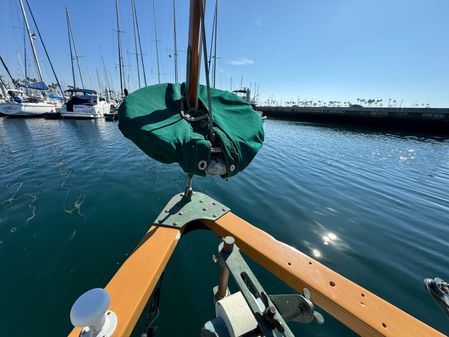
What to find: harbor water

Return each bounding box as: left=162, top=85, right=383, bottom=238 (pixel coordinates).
left=1, top=117, right=449, bottom=336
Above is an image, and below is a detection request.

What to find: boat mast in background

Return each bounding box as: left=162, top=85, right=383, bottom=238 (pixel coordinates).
left=115, top=0, right=125, bottom=96
left=65, top=7, right=84, bottom=89
left=22, top=23, right=27, bottom=80
left=132, top=0, right=147, bottom=87
left=131, top=0, right=141, bottom=88
left=172, top=0, right=179, bottom=83
left=99, top=46, right=112, bottom=92
left=208, top=0, right=218, bottom=88
left=152, top=0, right=161, bottom=84
left=18, top=0, right=42, bottom=82
left=66, top=8, right=76, bottom=89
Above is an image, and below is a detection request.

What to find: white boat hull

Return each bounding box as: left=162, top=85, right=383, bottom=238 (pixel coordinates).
left=0, top=102, right=59, bottom=116
left=61, top=101, right=110, bottom=119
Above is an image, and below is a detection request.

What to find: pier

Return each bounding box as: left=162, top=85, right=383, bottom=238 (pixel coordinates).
left=256, top=105, right=449, bottom=133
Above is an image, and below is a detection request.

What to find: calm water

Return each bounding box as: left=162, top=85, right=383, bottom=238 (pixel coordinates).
left=1, top=117, right=449, bottom=337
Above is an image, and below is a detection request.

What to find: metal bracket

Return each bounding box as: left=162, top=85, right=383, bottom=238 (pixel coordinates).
left=154, top=192, right=230, bottom=229
left=269, top=292, right=324, bottom=324
left=216, top=240, right=295, bottom=337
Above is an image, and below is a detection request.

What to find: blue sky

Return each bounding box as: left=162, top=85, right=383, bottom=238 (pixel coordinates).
left=1, top=0, right=448, bottom=106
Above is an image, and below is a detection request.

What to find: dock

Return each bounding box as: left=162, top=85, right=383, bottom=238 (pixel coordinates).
left=256, top=106, right=449, bottom=133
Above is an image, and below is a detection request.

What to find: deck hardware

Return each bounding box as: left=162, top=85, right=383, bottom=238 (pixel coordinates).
left=269, top=290, right=324, bottom=324
left=154, top=191, right=229, bottom=229
left=215, top=236, right=234, bottom=300
left=204, top=237, right=324, bottom=336
left=209, top=238, right=296, bottom=336
left=70, top=288, right=117, bottom=337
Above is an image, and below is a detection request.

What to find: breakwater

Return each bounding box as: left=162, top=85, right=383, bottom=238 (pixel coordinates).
left=256, top=106, right=449, bottom=133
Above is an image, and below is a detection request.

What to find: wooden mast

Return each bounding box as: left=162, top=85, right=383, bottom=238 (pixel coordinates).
left=186, top=0, right=201, bottom=110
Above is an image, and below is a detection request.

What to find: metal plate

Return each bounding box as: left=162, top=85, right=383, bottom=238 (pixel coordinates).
left=154, top=192, right=230, bottom=228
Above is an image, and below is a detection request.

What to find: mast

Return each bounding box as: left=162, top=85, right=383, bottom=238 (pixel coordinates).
left=115, top=0, right=125, bottom=96
left=100, top=46, right=111, bottom=91
left=212, top=0, right=218, bottom=88
left=18, top=0, right=43, bottom=82
left=66, top=8, right=84, bottom=88
left=66, top=8, right=76, bottom=89
left=152, top=0, right=161, bottom=84
left=96, top=68, right=102, bottom=93
left=131, top=0, right=141, bottom=88
left=172, top=0, right=178, bottom=83
left=186, top=0, right=201, bottom=109
left=134, top=0, right=147, bottom=87
left=23, top=24, right=27, bottom=80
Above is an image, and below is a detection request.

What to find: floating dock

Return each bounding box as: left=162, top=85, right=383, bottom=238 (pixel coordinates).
left=256, top=106, right=449, bottom=133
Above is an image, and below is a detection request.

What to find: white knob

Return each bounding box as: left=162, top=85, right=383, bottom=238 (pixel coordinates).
left=70, top=288, right=110, bottom=333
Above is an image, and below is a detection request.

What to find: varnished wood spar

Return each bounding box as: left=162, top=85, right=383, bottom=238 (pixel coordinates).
left=203, top=213, right=445, bottom=337
left=68, top=226, right=180, bottom=337
left=186, top=0, right=201, bottom=108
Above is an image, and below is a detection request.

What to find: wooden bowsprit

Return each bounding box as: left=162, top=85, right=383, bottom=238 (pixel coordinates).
left=68, top=192, right=445, bottom=337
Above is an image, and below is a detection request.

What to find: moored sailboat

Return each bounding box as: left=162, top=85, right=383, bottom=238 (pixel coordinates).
left=0, top=0, right=62, bottom=117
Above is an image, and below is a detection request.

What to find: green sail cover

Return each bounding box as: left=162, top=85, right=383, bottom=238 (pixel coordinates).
left=118, top=83, right=264, bottom=178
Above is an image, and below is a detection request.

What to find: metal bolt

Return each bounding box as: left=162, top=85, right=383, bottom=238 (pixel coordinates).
left=222, top=208, right=227, bottom=211
left=212, top=202, right=216, bottom=205
left=266, top=306, right=276, bottom=319
left=178, top=212, right=183, bottom=215
left=165, top=210, right=169, bottom=213
left=212, top=214, right=217, bottom=218
left=200, top=200, right=203, bottom=203
left=203, top=208, right=207, bottom=211
left=173, top=221, right=178, bottom=226
left=223, top=236, right=235, bottom=253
